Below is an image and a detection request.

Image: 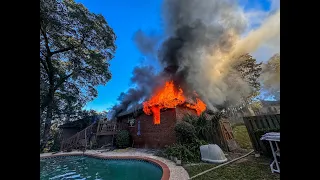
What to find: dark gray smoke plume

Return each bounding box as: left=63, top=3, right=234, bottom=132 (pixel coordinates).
left=159, top=0, right=246, bottom=67
left=133, top=30, right=161, bottom=58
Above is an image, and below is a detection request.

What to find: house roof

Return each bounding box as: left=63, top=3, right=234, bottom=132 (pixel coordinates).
left=116, top=100, right=213, bottom=119
left=117, top=104, right=143, bottom=118
left=116, top=99, right=197, bottom=118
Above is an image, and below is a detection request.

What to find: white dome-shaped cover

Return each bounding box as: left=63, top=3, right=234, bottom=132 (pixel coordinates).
left=200, top=144, right=227, bottom=163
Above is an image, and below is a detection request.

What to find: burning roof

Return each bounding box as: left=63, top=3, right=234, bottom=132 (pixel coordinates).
left=143, top=81, right=206, bottom=124
left=116, top=97, right=206, bottom=120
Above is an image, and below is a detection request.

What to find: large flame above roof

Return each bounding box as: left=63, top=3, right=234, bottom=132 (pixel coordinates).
left=143, top=81, right=206, bottom=124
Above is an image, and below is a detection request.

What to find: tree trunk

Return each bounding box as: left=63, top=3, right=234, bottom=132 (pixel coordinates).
left=40, top=86, right=54, bottom=152
left=40, top=94, right=52, bottom=115
left=66, top=101, right=71, bottom=123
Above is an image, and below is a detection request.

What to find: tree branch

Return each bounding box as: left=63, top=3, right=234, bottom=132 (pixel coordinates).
left=51, top=35, right=86, bottom=55
left=40, top=23, right=55, bottom=83
left=54, top=72, right=74, bottom=91
left=40, top=24, right=51, bottom=56
left=51, top=46, right=75, bottom=54
left=40, top=50, right=47, bottom=57
left=40, top=57, right=49, bottom=75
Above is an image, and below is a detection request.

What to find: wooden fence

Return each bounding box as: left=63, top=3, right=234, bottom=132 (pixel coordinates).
left=243, top=114, right=280, bottom=154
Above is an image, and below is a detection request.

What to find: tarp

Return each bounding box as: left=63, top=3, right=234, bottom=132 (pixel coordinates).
left=260, top=132, right=280, bottom=141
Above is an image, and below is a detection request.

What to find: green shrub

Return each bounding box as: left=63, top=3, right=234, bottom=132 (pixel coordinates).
left=164, top=139, right=207, bottom=163
left=194, top=113, right=211, bottom=142
left=185, top=139, right=208, bottom=161
left=49, top=132, right=61, bottom=152
left=115, top=130, right=130, bottom=148
left=174, top=121, right=197, bottom=144
left=164, top=144, right=195, bottom=162
left=164, top=121, right=209, bottom=163
left=182, top=114, right=198, bottom=125
left=182, top=112, right=225, bottom=144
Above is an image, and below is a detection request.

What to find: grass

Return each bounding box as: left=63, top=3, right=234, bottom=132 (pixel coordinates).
left=184, top=156, right=280, bottom=180
left=183, top=124, right=279, bottom=179
left=233, top=125, right=253, bottom=149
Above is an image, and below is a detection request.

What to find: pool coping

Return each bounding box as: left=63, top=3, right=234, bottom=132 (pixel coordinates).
left=40, top=152, right=170, bottom=180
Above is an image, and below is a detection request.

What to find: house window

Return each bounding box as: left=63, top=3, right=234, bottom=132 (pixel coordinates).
left=137, top=120, right=141, bottom=136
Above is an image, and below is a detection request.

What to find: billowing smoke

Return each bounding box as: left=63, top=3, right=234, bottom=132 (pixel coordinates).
left=111, top=0, right=280, bottom=117
left=157, top=0, right=248, bottom=108
left=133, top=30, right=161, bottom=58
left=192, top=9, right=280, bottom=109
left=158, top=0, right=280, bottom=109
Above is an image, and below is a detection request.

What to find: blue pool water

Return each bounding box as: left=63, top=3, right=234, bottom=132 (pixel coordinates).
left=40, top=156, right=163, bottom=180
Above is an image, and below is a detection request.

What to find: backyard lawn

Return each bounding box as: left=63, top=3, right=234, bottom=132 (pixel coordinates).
left=184, top=124, right=279, bottom=179
left=184, top=155, right=280, bottom=180
left=232, top=124, right=253, bottom=149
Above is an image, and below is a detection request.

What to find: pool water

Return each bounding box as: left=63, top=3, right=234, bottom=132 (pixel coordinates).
left=40, top=156, right=163, bottom=180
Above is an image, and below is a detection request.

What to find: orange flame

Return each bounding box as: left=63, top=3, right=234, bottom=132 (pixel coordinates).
left=185, top=98, right=207, bottom=116
left=143, top=81, right=206, bottom=124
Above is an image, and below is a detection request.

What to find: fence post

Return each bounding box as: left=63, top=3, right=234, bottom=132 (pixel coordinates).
left=243, top=117, right=259, bottom=153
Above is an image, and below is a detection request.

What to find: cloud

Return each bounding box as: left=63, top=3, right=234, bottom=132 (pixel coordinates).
left=242, top=0, right=280, bottom=62
left=244, top=10, right=269, bottom=29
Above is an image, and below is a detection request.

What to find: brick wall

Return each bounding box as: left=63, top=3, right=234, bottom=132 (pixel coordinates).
left=128, top=108, right=177, bottom=148
left=126, top=107, right=197, bottom=149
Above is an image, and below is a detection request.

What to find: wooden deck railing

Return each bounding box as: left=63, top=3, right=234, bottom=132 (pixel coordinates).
left=60, top=122, right=96, bottom=151
left=60, top=121, right=128, bottom=151
left=96, top=122, right=128, bottom=136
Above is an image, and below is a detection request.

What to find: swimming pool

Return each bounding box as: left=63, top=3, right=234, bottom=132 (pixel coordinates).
left=40, top=155, right=163, bottom=180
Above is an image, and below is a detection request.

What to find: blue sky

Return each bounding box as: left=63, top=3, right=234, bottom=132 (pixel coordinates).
left=78, top=0, right=279, bottom=112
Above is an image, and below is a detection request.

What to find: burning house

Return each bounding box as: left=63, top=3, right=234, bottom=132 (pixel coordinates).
left=111, top=63, right=211, bottom=148
left=115, top=89, right=236, bottom=150
left=110, top=0, right=279, bottom=149
left=115, top=79, right=206, bottom=148
left=60, top=0, right=279, bottom=152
